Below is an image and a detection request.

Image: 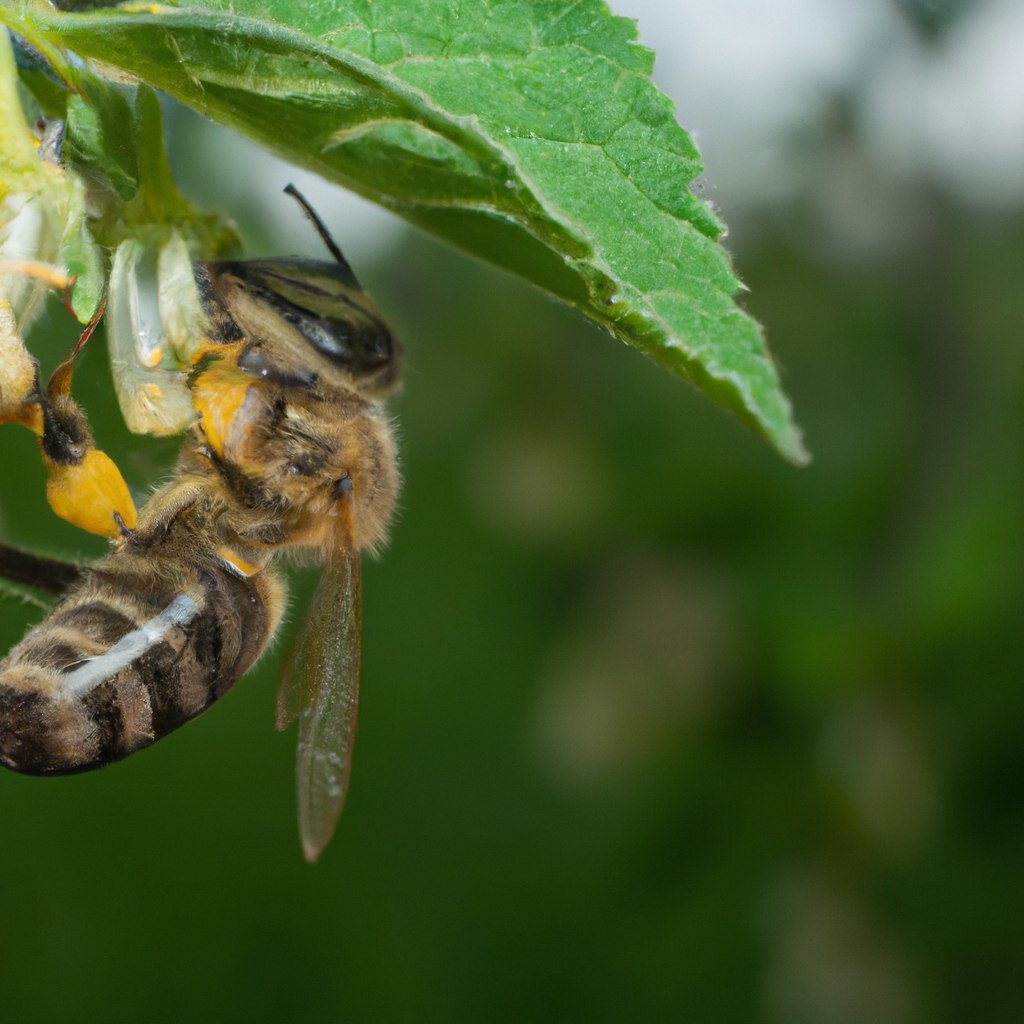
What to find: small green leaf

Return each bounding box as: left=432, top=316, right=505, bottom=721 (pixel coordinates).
left=14, top=0, right=807, bottom=461
left=65, top=79, right=139, bottom=200
left=59, top=197, right=104, bottom=321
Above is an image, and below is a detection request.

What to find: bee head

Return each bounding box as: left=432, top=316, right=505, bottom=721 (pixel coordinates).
left=197, top=259, right=401, bottom=396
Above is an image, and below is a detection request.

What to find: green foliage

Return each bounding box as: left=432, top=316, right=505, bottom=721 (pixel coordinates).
left=0, top=190, right=1021, bottom=1024
left=65, top=76, right=138, bottom=200
left=0, top=21, right=237, bottom=326
left=1, top=0, right=806, bottom=461
left=0, top=6, right=1022, bottom=1020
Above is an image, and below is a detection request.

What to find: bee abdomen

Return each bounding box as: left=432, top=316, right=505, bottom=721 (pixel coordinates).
left=0, top=562, right=279, bottom=776
left=51, top=601, right=139, bottom=648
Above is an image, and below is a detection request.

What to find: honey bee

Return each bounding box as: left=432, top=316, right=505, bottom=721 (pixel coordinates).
left=0, top=187, right=401, bottom=860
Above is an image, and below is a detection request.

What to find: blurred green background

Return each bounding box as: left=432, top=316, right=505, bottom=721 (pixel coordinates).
left=3, top=1, right=1024, bottom=1021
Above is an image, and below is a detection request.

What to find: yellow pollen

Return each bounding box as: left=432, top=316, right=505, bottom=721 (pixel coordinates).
left=141, top=345, right=164, bottom=369
left=218, top=547, right=261, bottom=577
left=191, top=365, right=254, bottom=458
left=0, top=400, right=44, bottom=435
left=44, top=448, right=137, bottom=538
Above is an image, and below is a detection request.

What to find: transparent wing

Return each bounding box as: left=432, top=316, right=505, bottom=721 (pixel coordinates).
left=277, top=547, right=362, bottom=863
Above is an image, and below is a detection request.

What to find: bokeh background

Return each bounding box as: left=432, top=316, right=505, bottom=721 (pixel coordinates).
left=2, top=0, right=1023, bottom=1020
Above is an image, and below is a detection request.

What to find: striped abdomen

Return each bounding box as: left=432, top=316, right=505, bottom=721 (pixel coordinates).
left=0, top=555, right=281, bottom=775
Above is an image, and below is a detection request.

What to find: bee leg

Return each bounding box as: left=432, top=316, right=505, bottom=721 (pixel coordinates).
left=0, top=541, right=83, bottom=597
left=4, top=294, right=139, bottom=540
left=121, top=478, right=208, bottom=549
left=112, top=511, right=135, bottom=540
left=37, top=301, right=139, bottom=540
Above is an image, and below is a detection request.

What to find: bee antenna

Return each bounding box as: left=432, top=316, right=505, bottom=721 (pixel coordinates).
left=283, top=184, right=362, bottom=286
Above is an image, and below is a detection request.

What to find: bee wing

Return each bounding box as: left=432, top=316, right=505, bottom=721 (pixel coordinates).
left=277, top=546, right=362, bottom=863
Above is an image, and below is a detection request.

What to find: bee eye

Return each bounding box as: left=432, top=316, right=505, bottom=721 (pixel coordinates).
left=286, top=461, right=306, bottom=476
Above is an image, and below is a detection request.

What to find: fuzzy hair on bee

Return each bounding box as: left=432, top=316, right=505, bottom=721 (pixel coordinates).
left=0, top=187, right=402, bottom=861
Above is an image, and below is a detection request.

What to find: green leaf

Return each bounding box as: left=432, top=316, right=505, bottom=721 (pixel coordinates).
left=65, top=78, right=140, bottom=200
left=11, top=0, right=807, bottom=462
left=59, top=188, right=104, bottom=321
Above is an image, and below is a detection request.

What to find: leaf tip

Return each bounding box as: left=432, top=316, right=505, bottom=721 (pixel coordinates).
left=781, top=431, right=812, bottom=468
